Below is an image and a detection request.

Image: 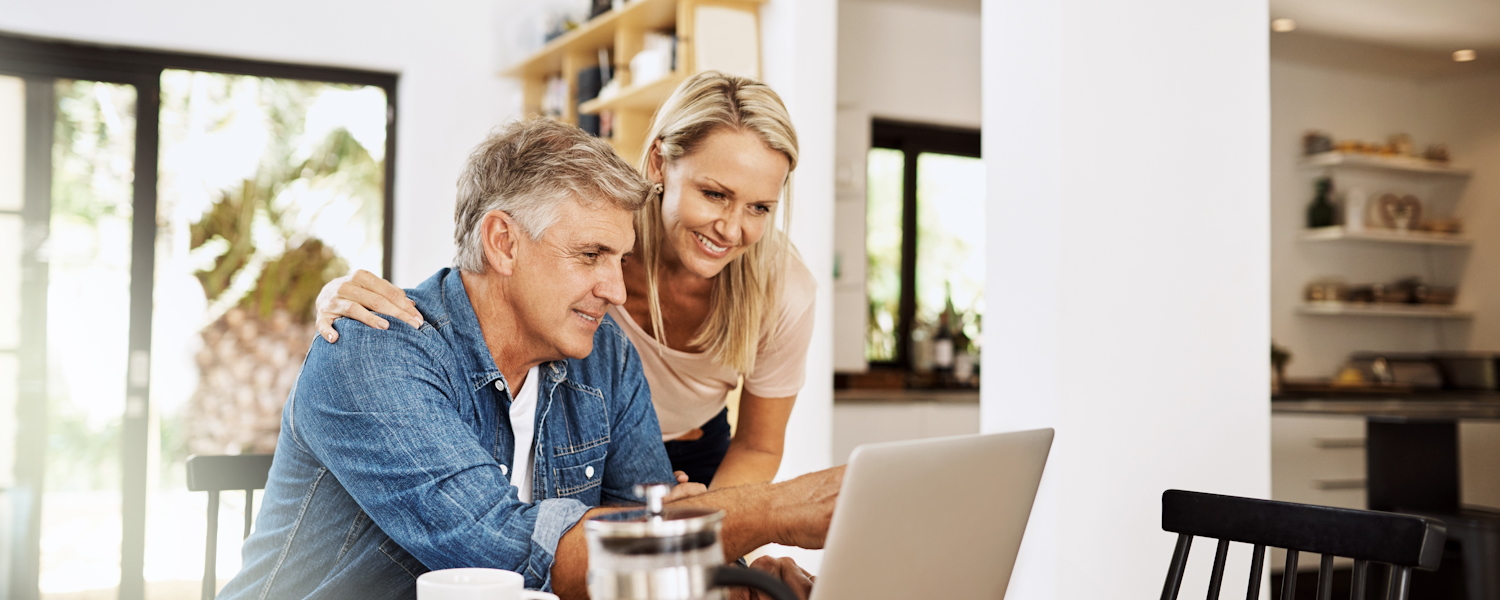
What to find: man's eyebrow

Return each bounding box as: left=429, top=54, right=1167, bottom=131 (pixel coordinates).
left=573, top=243, right=619, bottom=254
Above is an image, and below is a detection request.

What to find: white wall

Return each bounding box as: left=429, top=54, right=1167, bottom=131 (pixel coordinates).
left=0, top=0, right=513, bottom=286
left=1269, top=59, right=1500, bottom=378
left=761, top=0, right=839, bottom=484
left=984, top=1, right=1271, bottom=599
left=831, top=1, right=981, bottom=371
left=1427, top=73, right=1500, bottom=354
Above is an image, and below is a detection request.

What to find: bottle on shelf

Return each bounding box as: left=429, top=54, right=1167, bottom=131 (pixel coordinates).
left=1307, top=177, right=1335, bottom=229
left=932, top=282, right=957, bottom=379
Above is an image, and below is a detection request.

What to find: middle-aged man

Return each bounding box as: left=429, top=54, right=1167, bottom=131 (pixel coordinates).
left=217, top=118, right=839, bottom=600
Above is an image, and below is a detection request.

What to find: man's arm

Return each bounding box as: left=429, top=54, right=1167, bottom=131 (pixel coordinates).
left=289, top=319, right=587, bottom=589
left=548, top=467, right=844, bottom=600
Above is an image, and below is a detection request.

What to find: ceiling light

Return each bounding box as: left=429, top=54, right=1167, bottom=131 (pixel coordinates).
left=1271, top=18, right=1297, bottom=33
left=1453, top=49, right=1477, bottom=62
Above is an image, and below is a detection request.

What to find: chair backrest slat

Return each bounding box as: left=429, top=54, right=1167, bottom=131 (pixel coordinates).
left=203, top=489, right=220, bottom=600
left=243, top=489, right=254, bottom=539
left=1388, top=566, right=1411, bottom=600
left=1317, top=554, right=1335, bottom=600
left=188, top=454, right=274, bottom=600
left=1282, top=549, right=1300, bottom=600
left=1206, top=538, right=1229, bottom=600
left=1162, top=533, right=1194, bottom=600
left=1245, top=544, right=1265, bottom=600
left=1351, top=560, right=1369, bottom=600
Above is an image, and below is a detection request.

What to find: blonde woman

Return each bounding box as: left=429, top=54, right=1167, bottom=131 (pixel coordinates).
left=316, top=71, right=816, bottom=491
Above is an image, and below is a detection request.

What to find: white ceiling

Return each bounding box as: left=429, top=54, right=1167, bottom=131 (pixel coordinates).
left=1269, top=0, right=1500, bottom=52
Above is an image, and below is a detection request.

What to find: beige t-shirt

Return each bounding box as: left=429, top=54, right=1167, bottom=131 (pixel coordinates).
left=609, top=253, right=818, bottom=439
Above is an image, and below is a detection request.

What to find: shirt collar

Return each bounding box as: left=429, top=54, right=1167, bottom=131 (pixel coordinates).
left=432, top=268, right=569, bottom=392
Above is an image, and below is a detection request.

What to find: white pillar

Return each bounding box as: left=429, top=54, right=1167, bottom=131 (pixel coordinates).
left=761, top=0, right=838, bottom=482
left=982, top=1, right=1272, bottom=597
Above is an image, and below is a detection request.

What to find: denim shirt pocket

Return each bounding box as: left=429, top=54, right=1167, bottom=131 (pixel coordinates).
left=551, top=445, right=607, bottom=502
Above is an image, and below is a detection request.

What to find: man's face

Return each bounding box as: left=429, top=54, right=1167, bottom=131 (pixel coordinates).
left=505, top=198, right=635, bottom=361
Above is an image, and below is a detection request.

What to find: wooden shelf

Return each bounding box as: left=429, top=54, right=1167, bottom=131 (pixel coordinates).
left=1300, top=152, right=1471, bottom=177
left=1300, top=226, right=1472, bottom=247
left=502, top=0, right=681, bottom=79
left=579, top=71, right=687, bottom=114
left=501, top=0, right=763, bottom=165
left=1297, top=303, right=1473, bottom=319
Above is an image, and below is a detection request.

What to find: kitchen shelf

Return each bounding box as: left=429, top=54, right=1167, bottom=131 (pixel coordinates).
left=1300, top=152, right=1471, bottom=177
left=579, top=71, right=687, bottom=114
left=500, top=0, right=764, bottom=166
left=1297, top=303, right=1473, bottom=320
left=1300, top=226, right=1472, bottom=247
left=502, top=0, right=681, bottom=80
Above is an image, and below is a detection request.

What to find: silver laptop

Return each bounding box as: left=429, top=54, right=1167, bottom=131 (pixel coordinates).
left=812, top=428, right=1054, bottom=600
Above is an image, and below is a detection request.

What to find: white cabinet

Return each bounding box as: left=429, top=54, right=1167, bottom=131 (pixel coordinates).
left=831, top=394, right=979, bottom=466
left=1271, top=414, right=1367, bottom=510
left=1271, top=414, right=1367, bottom=572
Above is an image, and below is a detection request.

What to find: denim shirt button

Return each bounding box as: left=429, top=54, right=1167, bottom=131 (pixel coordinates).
left=494, top=380, right=505, bottom=392
left=585, top=465, right=595, bottom=478
left=500, top=464, right=509, bottom=476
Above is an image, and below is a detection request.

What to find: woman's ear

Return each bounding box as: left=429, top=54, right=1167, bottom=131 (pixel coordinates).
left=480, top=210, right=521, bottom=276
left=646, top=139, right=665, bottom=185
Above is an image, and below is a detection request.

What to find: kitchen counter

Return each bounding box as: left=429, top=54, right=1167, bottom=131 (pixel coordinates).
left=833, top=389, right=980, bottom=404
left=1273, top=389, right=1500, bottom=421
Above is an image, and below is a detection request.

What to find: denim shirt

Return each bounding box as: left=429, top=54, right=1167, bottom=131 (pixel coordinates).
left=218, top=268, right=673, bottom=600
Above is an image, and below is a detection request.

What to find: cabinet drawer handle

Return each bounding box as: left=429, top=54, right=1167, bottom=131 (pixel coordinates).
left=1313, top=438, right=1366, bottom=449
left=1313, top=478, right=1367, bottom=490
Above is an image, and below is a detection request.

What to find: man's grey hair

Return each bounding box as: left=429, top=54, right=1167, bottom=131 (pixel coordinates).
left=453, top=118, right=649, bottom=273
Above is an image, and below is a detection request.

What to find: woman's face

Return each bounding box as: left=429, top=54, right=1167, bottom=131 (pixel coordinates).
left=654, top=128, right=791, bottom=280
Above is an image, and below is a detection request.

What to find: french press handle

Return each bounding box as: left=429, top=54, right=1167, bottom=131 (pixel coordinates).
left=710, top=565, right=801, bottom=600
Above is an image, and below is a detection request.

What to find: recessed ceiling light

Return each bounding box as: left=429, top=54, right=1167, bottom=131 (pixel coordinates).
left=1271, top=18, right=1297, bottom=33
left=1453, top=49, right=1477, bottom=62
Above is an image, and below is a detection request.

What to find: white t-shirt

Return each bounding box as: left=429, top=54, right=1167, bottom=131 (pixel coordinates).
left=508, top=366, right=540, bottom=503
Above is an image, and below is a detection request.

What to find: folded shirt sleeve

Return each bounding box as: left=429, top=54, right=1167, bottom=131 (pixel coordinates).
left=286, top=319, right=585, bottom=591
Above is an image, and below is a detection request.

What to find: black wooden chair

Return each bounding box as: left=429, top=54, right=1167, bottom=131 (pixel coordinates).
left=186, top=453, right=274, bottom=600
left=1160, top=489, right=1446, bottom=600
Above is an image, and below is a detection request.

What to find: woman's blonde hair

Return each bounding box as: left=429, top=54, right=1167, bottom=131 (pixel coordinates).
left=635, top=71, right=799, bottom=375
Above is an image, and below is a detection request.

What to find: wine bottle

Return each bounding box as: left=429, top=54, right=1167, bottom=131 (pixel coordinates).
left=932, top=283, right=957, bottom=375
left=1307, top=177, right=1335, bottom=229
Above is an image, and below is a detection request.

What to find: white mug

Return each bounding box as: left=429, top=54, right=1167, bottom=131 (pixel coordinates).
left=417, top=568, right=559, bottom=600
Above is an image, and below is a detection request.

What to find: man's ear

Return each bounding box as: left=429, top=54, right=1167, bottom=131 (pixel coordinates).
left=480, top=210, right=521, bottom=276
left=646, top=139, right=665, bottom=186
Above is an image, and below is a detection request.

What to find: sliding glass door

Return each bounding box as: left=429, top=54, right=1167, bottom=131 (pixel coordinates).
left=1, top=34, right=395, bottom=600
left=0, top=70, right=145, bottom=600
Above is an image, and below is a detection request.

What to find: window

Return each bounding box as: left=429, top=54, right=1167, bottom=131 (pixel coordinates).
left=865, top=120, right=983, bottom=375
left=0, top=34, right=395, bottom=600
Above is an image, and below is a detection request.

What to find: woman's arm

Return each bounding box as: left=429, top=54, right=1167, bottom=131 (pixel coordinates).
left=314, top=269, right=423, bottom=342
left=710, top=391, right=796, bottom=490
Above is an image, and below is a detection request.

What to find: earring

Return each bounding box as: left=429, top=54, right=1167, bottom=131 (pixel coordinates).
left=653, top=183, right=664, bottom=195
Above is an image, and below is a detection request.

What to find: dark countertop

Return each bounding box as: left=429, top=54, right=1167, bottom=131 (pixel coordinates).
left=1273, top=389, right=1500, bottom=421
left=833, top=389, right=980, bottom=404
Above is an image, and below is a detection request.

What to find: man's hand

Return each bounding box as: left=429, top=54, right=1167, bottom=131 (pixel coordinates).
left=767, top=466, right=844, bottom=550
left=728, top=556, right=815, bottom=600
